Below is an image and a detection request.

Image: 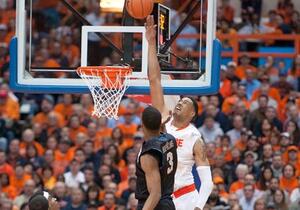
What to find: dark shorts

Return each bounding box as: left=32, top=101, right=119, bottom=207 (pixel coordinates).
left=137, top=197, right=175, bottom=210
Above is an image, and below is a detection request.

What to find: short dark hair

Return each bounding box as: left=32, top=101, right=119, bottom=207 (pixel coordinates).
left=28, top=193, right=49, bottom=210
left=142, top=106, right=162, bottom=131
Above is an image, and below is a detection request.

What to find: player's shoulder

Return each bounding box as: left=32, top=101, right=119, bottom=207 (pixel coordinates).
left=187, top=123, right=202, bottom=138
left=159, top=132, right=176, bottom=142
left=142, top=137, right=163, bottom=155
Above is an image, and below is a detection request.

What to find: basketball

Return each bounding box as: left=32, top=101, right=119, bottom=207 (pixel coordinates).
left=126, top=0, right=154, bottom=19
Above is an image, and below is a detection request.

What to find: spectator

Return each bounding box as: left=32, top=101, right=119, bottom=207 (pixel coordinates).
left=289, top=198, right=300, bottom=210
left=63, top=159, right=85, bottom=189
left=0, top=88, right=20, bottom=121
left=257, top=166, right=274, bottom=191
left=248, top=94, right=269, bottom=130
left=10, top=163, right=31, bottom=195
left=279, top=164, right=298, bottom=194
left=20, top=129, right=44, bottom=157
left=0, top=172, right=17, bottom=199
left=81, top=166, right=96, bottom=191
left=218, top=0, right=235, bottom=23
left=52, top=182, right=68, bottom=209
left=198, top=116, right=224, bottom=143
left=265, top=106, right=283, bottom=132
left=213, top=176, right=229, bottom=200
left=264, top=177, right=284, bottom=204
left=196, top=103, right=231, bottom=132
left=239, top=184, right=259, bottom=210
left=98, top=192, right=117, bottom=210
left=227, top=193, right=239, bottom=209
left=54, top=94, right=74, bottom=120
left=285, top=106, right=300, bottom=129
left=254, top=198, right=266, bottom=210
left=241, top=69, right=261, bottom=100
left=234, top=128, right=250, bottom=152
left=236, top=173, right=263, bottom=198
left=33, top=95, right=64, bottom=129
left=86, top=185, right=101, bottom=207
left=213, top=154, right=232, bottom=186
left=227, top=114, right=244, bottom=145
left=206, top=184, right=229, bottom=209
left=42, top=166, right=57, bottom=190
left=0, top=149, right=13, bottom=176
left=126, top=193, right=137, bottom=210
left=215, top=135, right=232, bottom=162
left=222, top=84, right=249, bottom=115
left=290, top=175, right=300, bottom=203
left=13, top=179, right=36, bottom=208
left=120, top=177, right=136, bottom=203
left=68, top=115, right=87, bottom=142
left=272, top=71, right=294, bottom=98
left=271, top=152, right=284, bottom=178
left=229, top=164, right=248, bottom=193
left=257, top=144, right=273, bottom=166
left=285, top=120, right=300, bottom=146
left=0, top=198, right=15, bottom=210
left=272, top=189, right=289, bottom=210
left=63, top=187, right=87, bottom=210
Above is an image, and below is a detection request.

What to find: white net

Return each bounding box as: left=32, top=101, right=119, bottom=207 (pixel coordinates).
left=77, top=66, right=132, bottom=120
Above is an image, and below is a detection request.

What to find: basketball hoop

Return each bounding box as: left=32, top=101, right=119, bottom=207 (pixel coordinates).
left=77, top=66, right=132, bottom=120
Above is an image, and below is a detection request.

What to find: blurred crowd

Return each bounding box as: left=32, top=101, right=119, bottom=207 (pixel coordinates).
left=0, top=0, right=300, bottom=210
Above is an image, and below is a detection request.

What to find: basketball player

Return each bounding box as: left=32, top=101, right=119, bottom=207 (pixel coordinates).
left=136, top=106, right=177, bottom=210
left=145, top=16, right=214, bottom=210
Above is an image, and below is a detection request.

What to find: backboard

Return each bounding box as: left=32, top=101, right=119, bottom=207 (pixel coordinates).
left=10, top=0, right=221, bottom=95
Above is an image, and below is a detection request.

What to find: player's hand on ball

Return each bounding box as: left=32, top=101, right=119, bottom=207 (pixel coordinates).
left=145, top=15, right=157, bottom=45
left=194, top=208, right=201, bottom=210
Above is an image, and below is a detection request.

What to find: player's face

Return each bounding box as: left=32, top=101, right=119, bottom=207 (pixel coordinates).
left=174, top=97, right=195, bottom=120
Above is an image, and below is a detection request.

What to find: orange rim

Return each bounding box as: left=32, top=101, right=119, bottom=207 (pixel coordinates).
left=76, top=66, right=133, bottom=78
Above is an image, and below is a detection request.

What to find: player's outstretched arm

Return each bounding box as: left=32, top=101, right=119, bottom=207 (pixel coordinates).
left=141, top=154, right=162, bottom=210
left=193, top=138, right=213, bottom=210
left=145, top=16, right=169, bottom=118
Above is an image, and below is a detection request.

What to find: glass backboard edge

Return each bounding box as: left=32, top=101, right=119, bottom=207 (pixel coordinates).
left=10, top=38, right=221, bottom=95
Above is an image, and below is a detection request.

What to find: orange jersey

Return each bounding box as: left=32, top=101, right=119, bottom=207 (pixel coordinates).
left=0, top=97, right=20, bottom=120
left=0, top=163, right=14, bottom=176
left=10, top=174, right=31, bottom=194
left=19, top=142, right=45, bottom=156
left=229, top=180, right=244, bottom=193
left=279, top=176, right=298, bottom=194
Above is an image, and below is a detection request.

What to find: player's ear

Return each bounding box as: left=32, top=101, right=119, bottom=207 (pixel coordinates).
left=141, top=122, right=145, bottom=131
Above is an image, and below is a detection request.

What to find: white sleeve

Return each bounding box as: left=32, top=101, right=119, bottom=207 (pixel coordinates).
left=196, top=166, right=214, bottom=209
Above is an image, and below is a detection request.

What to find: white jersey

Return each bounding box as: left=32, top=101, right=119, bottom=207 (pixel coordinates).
left=166, top=119, right=201, bottom=191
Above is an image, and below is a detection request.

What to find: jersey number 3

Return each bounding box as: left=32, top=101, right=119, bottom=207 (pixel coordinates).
left=167, top=152, right=174, bottom=174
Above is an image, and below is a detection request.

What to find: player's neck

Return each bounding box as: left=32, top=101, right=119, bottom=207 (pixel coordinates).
left=144, top=130, right=160, bottom=141
left=171, top=118, right=190, bottom=129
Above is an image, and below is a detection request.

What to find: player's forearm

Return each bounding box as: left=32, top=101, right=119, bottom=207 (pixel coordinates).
left=142, top=192, right=161, bottom=210
left=148, top=43, right=166, bottom=114
left=148, top=42, right=161, bottom=82
left=196, top=166, right=213, bottom=209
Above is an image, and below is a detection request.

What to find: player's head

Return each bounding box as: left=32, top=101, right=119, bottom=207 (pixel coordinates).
left=142, top=106, right=162, bottom=133
left=28, top=192, right=49, bottom=210
left=174, top=96, right=198, bottom=122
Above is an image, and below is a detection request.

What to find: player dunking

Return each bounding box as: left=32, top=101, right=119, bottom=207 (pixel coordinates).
left=145, top=16, right=214, bottom=210
left=136, top=106, right=178, bottom=210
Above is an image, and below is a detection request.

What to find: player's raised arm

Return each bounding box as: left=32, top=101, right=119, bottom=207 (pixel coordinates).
left=145, top=16, right=169, bottom=118
left=140, top=153, right=162, bottom=210
left=193, top=138, right=213, bottom=210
